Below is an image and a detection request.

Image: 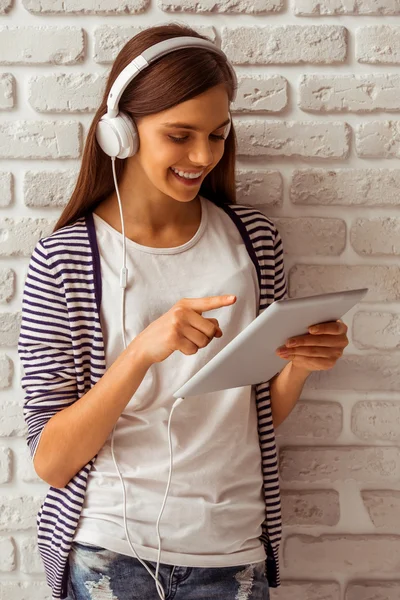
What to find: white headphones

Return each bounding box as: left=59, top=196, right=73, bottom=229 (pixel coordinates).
left=95, top=36, right=237, bottom=159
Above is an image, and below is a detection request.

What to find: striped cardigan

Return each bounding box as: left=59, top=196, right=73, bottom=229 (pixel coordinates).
left=17, top=201, right=287, bottom=600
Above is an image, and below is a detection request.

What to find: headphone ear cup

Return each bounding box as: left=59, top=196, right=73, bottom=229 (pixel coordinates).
left=118, top=112, right=139, bottom=158
left=95, top=112, right=139, bottom=159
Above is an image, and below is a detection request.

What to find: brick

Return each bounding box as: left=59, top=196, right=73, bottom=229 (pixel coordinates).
left=276, top=401, right=342, bottom=441
left=19, top=537, right=43, bottom=574
left=236, top=121, right=350, bottom=159
left=24, top=170, right=78, bottom=207
left=29, top=74, right=107, bottom=113
left=0, top=402, right=26, bottom=437
left=236, top=170, right=283, bottom=208
left=0, top=121, right=81, bottom=159
left=0, top=448, right=11, bottom=484
left=296, top=0, right=400, bottom=14
left=0, top=538, right=15, bottom=571
left=0, top=219, right=54, bottom=256
left=280, top=446, right=400, bottom=483
left=356, top=121, right=400, bottom=158
left=162, top=0, right=282, bottom=12
left=290, top=168, right=400, bottom=207
left=0, top=269, right=15, bottom=302
left=0, top=496, right=43, bottom=531
left=23, top=0, right=148, bottom=13
left=0, top=313, right=21, bottom=346
left=362, top=491, right=400, bottom=528
left=233, top=75, right=287, bottom=112
left=346, top=582, right=400, bottom=600
left=352, top=401, right=400, bottom=442
left=0, top=173, right=13, bottom=207
left=94, top=25, right=216, bottom=63
left=0, top=27, right=84, bottom=65
left=284, top=534, right=400, bottom=573
left=0, top=582, right=51, bottom=599
left=357, top=26, right=400, bottom=64
left=0, top=354, right=13, bottom=389
left=304, top=354, right=400, bottom=392
left=299, top=74, right=400, bottom=112
left=289, top=264, right=400, bottom=302
left=0, top=74, right=14, bottom=110
left=273, top=217, right=346, bottom=256
left=351, top=218, right=400, bottom=256
left=0, top=0, right=12, bottom=13
left=282, top=490, right=340, bottom=526
left=95, top=25, right=143, bottom=63
left=222, top=26, right=347, bottom=64
left=272, top=581, right=340, bottom=600
left=353, top=311, right=400, bottom=350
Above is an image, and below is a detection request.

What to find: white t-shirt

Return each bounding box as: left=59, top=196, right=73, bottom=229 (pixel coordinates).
left=74, top=195, right=267, bottom=568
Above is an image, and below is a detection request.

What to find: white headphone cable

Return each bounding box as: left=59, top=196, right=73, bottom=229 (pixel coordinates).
left=109, top=156, right=184, bottom=600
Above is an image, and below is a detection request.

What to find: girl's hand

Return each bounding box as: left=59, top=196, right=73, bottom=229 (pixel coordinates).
left=275, top=320, right=349, bottom=374
left=133, top=295, right=236, bottom=367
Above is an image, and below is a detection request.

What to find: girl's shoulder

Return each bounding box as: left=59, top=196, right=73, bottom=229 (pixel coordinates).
left=29, top=215, right=89, bottom=278
left=38, top=215, right=88, bottom=250
left=226, top=202, right=279, bottom=237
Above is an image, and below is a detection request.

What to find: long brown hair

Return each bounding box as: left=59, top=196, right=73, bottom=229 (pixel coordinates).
left=52, top=23, right=237, bottom=233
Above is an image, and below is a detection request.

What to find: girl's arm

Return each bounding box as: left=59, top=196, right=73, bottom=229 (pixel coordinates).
left=33, top=338, right=151, bottom=489
left=18, top=240, right=152, bottom=489
left=269, top=362, right=310, bottom=428
left=271, top=320, right=349, bottom=428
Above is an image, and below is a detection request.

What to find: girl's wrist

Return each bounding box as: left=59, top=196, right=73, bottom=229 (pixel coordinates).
left=287, top=360, right=313, bottom=381
left=127, top=336, right=153, bottom=371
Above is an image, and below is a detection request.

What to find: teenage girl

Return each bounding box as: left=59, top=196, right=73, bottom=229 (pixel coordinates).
left=18, top=22, right=349, bottom=600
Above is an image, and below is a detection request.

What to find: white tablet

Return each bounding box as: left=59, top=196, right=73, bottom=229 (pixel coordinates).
left=173, top=288, right=368, bottom=399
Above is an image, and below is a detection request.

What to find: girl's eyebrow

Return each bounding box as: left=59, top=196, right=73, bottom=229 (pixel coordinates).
left=161, top=118, right=230, bottom=131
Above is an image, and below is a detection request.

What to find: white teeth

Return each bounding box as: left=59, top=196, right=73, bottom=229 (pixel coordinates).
left=171, top=167, right=203, bottom=180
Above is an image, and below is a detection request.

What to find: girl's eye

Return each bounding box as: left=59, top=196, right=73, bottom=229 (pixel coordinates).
left=168, top=134, right=226, bottom=144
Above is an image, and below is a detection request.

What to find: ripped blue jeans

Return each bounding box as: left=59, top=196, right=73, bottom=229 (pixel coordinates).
left=66, top=541, right=270, bottom=600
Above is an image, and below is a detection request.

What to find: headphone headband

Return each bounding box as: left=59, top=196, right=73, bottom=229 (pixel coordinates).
left=107, top=36, right=237, bottom=118
left=96, top=35, right=237, bottom=159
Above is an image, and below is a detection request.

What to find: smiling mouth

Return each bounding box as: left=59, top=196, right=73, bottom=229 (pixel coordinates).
left=170, top=167, right=204, bottom=178
left=169, top=167, right=206, bottom=185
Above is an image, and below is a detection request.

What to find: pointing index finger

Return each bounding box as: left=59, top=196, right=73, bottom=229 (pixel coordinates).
left=184, top=295, right=236, bottom=314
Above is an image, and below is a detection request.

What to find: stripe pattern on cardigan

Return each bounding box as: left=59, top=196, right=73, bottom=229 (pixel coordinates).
left=17, top=203, right=287, bottom=600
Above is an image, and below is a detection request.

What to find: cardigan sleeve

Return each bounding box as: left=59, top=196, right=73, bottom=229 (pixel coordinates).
left=17, top=240, right=78, bottom=461
left=273, top=226, right=288, bottom=302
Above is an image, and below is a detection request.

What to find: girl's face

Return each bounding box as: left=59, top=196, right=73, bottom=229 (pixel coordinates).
left=131, top=84, right=230, bottom=203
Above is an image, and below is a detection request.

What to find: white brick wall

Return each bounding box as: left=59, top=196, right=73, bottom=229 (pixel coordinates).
left=1, top=0, right=399, bottom=597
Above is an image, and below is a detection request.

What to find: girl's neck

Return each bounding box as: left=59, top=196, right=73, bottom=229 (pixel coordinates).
left=94, top=194, right=202, bottom=248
